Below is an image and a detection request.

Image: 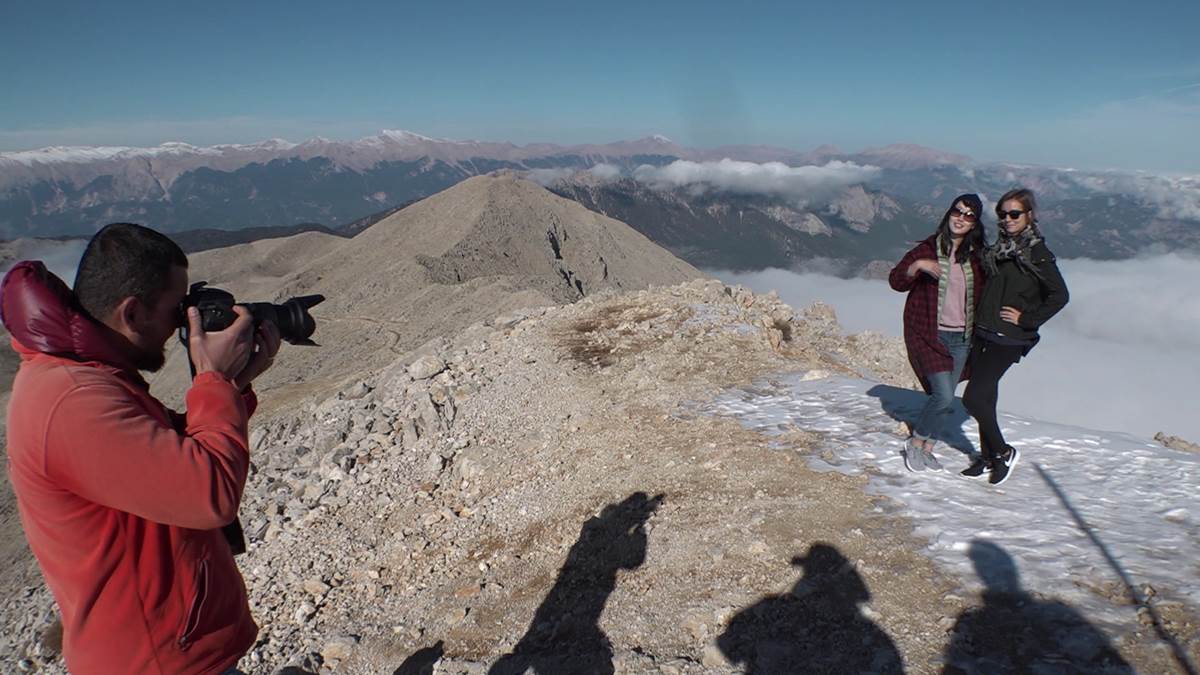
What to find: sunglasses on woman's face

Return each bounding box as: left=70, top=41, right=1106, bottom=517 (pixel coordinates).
left=999, top=209, right=1028, bottom=220
left=950, top=207, right=977, bottom=222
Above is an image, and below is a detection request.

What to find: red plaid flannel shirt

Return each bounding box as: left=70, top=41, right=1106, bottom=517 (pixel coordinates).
left=889, top=235, right=984, bottom=391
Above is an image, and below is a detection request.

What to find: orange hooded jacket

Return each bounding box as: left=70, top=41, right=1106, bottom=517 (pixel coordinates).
left=3, top=261, right=258, bottom=674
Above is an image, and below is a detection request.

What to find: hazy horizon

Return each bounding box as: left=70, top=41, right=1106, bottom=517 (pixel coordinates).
left=3, top=1, right=1198, bottom=173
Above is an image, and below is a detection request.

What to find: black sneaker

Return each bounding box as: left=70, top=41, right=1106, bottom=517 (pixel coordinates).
left=960, top=456, right=990, bottom=478
left=988, top=446, right=1020, bottom=486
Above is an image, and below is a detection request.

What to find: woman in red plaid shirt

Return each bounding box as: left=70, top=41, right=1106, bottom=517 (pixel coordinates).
left=889, top=194, right=986, bottom=472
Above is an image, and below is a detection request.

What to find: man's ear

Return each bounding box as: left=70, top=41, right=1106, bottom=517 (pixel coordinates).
left=111, top=296, right=143, bottom=335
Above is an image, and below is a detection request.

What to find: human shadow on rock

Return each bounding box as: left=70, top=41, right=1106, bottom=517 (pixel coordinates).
left=867, top=383, right=974, bottom=457
left=488, top=492, right=664, bottom=675
left=943, top=540, right=1133, bottom=674
left=393, top=640, right=444, bottom=675
left=717, top=543, right=905, bottom=674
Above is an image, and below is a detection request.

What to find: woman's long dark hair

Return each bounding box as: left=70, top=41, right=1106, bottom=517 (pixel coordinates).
left=935, top=193, right=985, bottom=263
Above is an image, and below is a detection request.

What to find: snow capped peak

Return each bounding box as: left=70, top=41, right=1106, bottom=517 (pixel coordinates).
left=215, top=137, right=296, bottom=152
left=0, top=140, right=231, bottom=166
left=0, top=145, right=139, bottom=166
left=145, top=141, right=219, bottom=158
left=379, top=129, right=437, bottom=143
left=1, top=131, right=687, bottom=170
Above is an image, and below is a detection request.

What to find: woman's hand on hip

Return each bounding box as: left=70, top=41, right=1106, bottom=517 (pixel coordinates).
left=908, top=259, right=941, bottom=279
left=999, top=306, right=1022, bottom=325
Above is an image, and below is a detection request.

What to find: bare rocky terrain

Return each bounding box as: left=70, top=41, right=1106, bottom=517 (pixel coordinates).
left=1, top=176, right=1196, bottom=674
left=147, top=173, right=701, bottom=413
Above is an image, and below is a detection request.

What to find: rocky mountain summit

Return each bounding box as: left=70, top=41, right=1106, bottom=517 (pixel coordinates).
left=147, top=174, right=701, bottom=412
left=1, top=173, right=1195, bottom=674
left=4, top=277, right=1192, bottom=674
left=0, top=277, right=925, bottom=673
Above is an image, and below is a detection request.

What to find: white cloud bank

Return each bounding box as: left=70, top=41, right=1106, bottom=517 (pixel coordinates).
left=1070, top=171, right=1200, bottom=222
left=633, top=159, right=879, bottom=201
left=588, top=162, right=623, bottom=181
left=711, top=253, right=1200, bottom=441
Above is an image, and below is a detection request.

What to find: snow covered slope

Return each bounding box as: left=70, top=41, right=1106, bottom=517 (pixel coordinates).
left=707, top=373, right=1200, bottom=635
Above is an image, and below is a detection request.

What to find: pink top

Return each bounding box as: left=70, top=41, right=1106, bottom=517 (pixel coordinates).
left=939, top=261, right=967, bottom=330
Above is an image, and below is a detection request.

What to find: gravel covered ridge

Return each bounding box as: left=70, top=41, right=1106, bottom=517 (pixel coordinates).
left=4, top=280, right=1191, bottom=674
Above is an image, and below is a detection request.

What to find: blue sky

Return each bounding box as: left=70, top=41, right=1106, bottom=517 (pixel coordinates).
left=2, top=0, right=1198, bottom=171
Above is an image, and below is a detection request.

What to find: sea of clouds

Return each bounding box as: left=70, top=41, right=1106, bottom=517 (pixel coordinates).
left=530, top=157, right=1200, bottom=230
left=527, top=158, right=880, bottom=204
left=630, top=159, right=879, bottom=202
left=712, top=252, right=1200, bottom=442
left=1062, top=169, right=1200, bottom=223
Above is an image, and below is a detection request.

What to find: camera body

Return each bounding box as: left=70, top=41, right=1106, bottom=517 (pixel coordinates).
left=181, top=282, right=324, bottom=346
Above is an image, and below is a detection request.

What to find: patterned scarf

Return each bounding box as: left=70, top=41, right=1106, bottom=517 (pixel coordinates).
left=983, top=223, right=1044, bottom=278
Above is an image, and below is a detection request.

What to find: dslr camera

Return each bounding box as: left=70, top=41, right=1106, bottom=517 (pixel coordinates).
left=177, top=282, right=324, bottom=556
left=180, top=282, right=325, bottom=346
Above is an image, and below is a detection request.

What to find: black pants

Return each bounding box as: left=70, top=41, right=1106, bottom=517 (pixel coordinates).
left=962, top=340, right=1024, bottom=462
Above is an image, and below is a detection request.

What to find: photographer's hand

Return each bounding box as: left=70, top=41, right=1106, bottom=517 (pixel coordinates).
left=234, top=320, right=282, bottom=392
left=187, top=306, right=255, bottom=381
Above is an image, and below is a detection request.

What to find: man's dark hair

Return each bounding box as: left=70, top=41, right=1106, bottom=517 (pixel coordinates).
left=73, top=223, right=188, bottom=319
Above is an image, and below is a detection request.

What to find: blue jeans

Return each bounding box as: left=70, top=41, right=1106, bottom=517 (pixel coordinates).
left=912, top=330, right=970, bottom=442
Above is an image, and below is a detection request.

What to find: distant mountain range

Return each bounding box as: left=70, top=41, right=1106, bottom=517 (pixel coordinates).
left=0, top=132, right=689, bottom=237
left=546, top=164, right=1199, bottom=272
left=2, top=131, right=1196, bottom=272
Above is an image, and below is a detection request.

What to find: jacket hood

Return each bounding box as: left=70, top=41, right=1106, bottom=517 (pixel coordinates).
left=1, top=260, right=137, bottom=373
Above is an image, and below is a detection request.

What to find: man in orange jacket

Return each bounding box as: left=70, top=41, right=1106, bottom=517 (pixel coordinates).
left=4, top=223, right=280, bottom=675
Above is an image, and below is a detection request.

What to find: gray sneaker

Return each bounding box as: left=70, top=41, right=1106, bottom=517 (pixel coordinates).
left=903, top=438, right=926, bottom=472
left=921, top=447, right=944, bottom=472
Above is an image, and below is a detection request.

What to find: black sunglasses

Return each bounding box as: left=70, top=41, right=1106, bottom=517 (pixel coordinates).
left=998, top=209, right=1028, bottom=220
left=950, top=207, right=978, bottom=222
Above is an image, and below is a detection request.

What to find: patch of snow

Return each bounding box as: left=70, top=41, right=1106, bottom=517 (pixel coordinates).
left=0, top=140, right=253, bottom=166
left=379, top=129, right=438, bottom=143
left=213, top=137, right=296, bottom=152
left=0, top=145, right=141, bottom=165
left=703, top=373, right=1200, bottom=635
